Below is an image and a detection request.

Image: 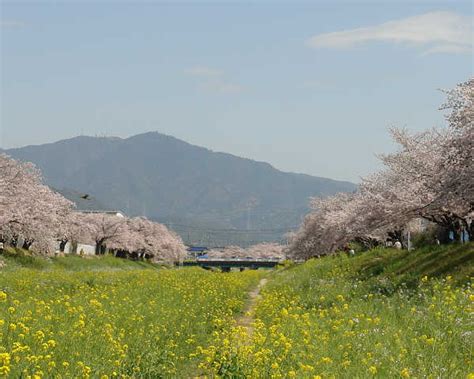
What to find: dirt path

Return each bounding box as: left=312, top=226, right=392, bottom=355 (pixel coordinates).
left=236, top=277, right=268, bottom=337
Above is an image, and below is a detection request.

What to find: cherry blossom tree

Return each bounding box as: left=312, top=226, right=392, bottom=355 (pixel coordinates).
left=0, top=154, right=186, bottom=260
left=246, top=243, right=285, bottom=259
left=108, top=217, right=187, bottom=262
left=288, top=79, right=473, bottom=259
left=73, top=213, right=187, bottom=262
left=434, top=78, right=473, bottom=235
left=0, top=154, right=73, bottom=254
left=57, top=212, right=97, bottom=253
left=0, top=154, right=40, bottom=235
left=207, top=245, right=246, bottom=259
left=146, top=221, right=187, bottom=262
left=75, top=212, right=127, bottom=255
left=367, top=79, right=473, bottom=238
left=207, top=243, right=285, bottom=259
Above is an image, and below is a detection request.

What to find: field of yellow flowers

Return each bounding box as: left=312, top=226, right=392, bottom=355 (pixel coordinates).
left=198, top=244, right=473, bottom=378
left=0, top=259, right=262, bottom=378
left=1, top=244, right=472, bottom=378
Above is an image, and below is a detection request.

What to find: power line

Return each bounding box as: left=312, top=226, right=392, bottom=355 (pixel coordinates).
left=164, top=223, right=298, bottom=233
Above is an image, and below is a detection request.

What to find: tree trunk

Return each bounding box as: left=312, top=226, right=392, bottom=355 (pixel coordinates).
left=59, top=239, right=68, bottom=253
left=448, top=219, right=464, bottom=243
left=22, top=240, right=33, bottom=250
left=95, top=243, right=102, bottom=255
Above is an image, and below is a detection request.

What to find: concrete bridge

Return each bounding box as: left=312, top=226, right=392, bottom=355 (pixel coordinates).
left=179, top=258, right=281, bottom=272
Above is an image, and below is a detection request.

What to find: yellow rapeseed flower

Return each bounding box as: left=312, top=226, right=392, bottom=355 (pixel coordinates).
left=401, top=368, right=410, bottom=378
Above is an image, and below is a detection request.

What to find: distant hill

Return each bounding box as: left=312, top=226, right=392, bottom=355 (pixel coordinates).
left=5, top=132, right=356, bottom=246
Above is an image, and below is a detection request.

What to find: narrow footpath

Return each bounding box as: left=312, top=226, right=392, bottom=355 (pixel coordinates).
left=236, top=277, right=268, bottom=338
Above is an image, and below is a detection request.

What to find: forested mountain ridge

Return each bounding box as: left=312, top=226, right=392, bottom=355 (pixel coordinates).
left=5, top=132, right=356, bottom=244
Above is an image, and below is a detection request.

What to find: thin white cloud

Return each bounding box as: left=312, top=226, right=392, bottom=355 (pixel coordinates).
left=422, top=43, right=471, bottom=55
left=307, top=11, right=472, bottom=54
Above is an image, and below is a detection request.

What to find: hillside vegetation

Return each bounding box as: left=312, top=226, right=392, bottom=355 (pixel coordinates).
left=5, top=132, right=356, bottom=244
left=199, top=243, right=473, bottom=378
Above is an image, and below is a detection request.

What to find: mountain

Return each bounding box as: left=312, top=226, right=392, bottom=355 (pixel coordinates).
left=5, top=132, right=356, bottom=246
left=53, top=188, right=110, bottom=211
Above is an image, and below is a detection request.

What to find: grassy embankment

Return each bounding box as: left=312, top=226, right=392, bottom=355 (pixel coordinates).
left=0, top=248, right=264, bottom=378
left=198, top=243, right=474, bottom=378
left=0, top=247, right=157, bottom=272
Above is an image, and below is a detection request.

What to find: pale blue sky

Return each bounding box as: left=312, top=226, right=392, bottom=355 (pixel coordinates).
left=1, top=1, right=472, bottom=182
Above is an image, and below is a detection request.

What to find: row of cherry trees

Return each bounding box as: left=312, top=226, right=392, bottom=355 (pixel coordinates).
left=63, top=212, right=186, bottom=262
left=206, top=243, right=285, bottom=259
left=0, top=155, right=186, bottom=262
left=288, top=79, right=473, bottom=259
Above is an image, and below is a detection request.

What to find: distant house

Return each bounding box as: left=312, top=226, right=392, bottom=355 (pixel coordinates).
left=78, top=210, right=126, bottom=218
left=57, top=210, right=126, bottom=255
left=56, top=241, right=96, bottom=256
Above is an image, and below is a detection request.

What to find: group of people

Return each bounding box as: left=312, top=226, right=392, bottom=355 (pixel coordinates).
left=385, top=240, right=402, bottom=249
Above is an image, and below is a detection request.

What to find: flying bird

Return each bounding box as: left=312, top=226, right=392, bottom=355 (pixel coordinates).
left=80, top=194, right=91, bottom=200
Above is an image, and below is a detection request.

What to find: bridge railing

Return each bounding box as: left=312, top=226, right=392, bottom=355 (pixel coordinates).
left=195, top=257, right=282, bottom=262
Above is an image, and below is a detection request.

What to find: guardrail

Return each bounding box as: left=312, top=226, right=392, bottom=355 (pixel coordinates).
left=195, top=257, right=282, bottom=262
left=179, top=259, right=282, bottom=270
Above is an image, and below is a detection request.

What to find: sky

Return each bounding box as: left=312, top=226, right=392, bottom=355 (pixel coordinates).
left=0, top=1, right=472, bottom=182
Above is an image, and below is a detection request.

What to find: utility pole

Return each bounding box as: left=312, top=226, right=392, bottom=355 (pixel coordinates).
left=246, top=206, right=251, bottom=230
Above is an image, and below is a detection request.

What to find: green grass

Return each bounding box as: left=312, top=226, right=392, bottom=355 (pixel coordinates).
left=354, top=243, right=473, bottom=287
left=1, top=243, right=472, bottom=378
left=0, top=255, right=263, bottom=378
left=198, top=243, right=474, bottom=378
left=0, top=247, right=159, bottom=272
